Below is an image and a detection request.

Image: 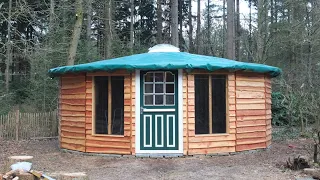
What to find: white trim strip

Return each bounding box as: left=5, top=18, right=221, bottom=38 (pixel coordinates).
left=143, top=108, right=175, bottom=112
left=155, top=115, right=164, bottom=147
left=143, top=115, right=152, bottom=147
left=167, top=115, right=175, bottom=147
left=135, top=70, right=140, bottom=152
left=178, top=69, right=183, bottom=153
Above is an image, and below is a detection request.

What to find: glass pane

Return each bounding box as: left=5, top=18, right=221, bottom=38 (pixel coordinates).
left=145, top=95, right=153, bottom=105
left=154, top=72, right=164, bottom=82
left=166, top=84, right=174, bottom=93
left=165, top=72, right=174, bottom=82
left=155, top=84, right=164, bottom=93
left=155, top=95, right=164, bottom=105
left=144, top=73, right=153, bottom=82
left=194, top=75, right=210, bottom=134
left=211, top=75, right=227, bottom=133
left=145, top=84, right=153, bottom=93
left=166, top=95, right=174, bottom=105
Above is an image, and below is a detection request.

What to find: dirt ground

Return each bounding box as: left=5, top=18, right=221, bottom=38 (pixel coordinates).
left=0, top=139, right=314, bottom=180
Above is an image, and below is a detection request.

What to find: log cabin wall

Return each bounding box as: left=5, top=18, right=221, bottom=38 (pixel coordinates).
left=85, top=71, right=132, bottom=154
left=59, top=70, right=271, bottom=155
left=59, top=74, right=87, bottom=152
left=234, top=72, right=270, bottom=152
left=185, top=72, right=237, bottom=155
left=265, top=76, right=272, bottom=147
left=182, top=72, right=188, bottom=155
left=131, top=72, right=136, bottom=155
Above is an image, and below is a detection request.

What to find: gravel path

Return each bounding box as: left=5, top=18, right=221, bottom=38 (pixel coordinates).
left=0, top=139, right=312, bottom=179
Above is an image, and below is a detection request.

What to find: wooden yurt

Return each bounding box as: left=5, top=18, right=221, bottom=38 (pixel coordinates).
left=49, top=44, right=281, bottom=156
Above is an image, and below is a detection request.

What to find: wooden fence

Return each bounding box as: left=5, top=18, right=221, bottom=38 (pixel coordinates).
left=0, top=110, right=58, bottom=140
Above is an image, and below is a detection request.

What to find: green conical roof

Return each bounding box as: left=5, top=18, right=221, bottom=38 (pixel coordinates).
left=49, top=48, right=281, bottom=77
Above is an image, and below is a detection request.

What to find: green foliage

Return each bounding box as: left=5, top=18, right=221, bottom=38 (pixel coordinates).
left=272, top=92, right=288, bottom=126
left=0, top=0, right=319, bottom=143
left=272, top=87, right=320, bottom=136
left=272, top=127, right=301, bottom=142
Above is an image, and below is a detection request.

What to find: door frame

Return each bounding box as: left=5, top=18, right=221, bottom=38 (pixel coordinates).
left=135, top=69, right=183, bottom=154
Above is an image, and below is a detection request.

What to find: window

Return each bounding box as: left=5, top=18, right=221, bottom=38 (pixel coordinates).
left=94, top=76, right=124, bottom=135
left=195, top=74, right=227, bottom=134
left=143, top=72, right=175, bottom=106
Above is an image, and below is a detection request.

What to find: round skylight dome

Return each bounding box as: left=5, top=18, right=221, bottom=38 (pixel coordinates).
left=148, top=44, right=180, bottom=53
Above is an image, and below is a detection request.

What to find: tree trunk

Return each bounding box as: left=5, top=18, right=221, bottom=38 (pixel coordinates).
left=171, top=0, right=179, bottom=47
left=222, top=0, right=226, bottom=57
left=308, top=0, right=320, bottom=88
left=67, top=0, right=83, bottom=65
left=226, top=0, right=235, bottom=59
left=104, top=0, right=113, bottom=59
left=157, top=0, right=163, bottom=44
left=274, top=0, right=278, bottom=23
left=196, top=0, right=201, bottom=53
left=49, top=0, right=55, bottom=33
left=270, top=0, right=274, bottom=24
left=5, top=0, right=12, bottom=93
left=179, top=0, right=183, bottom=50
left=306, top=2, right=312, bottom=87
left=86, top=0, right=93, bottom=60
left=207, top=0, right=210, bottom=55
left=248, top=0, right=253, bottom=62
left=188, top=0, right=193, bottom=52
left=256, top=0, right=266, bottom=62
left=130, top=0, right=134, bottom=53
left=235, top=0, right=240, bottom=60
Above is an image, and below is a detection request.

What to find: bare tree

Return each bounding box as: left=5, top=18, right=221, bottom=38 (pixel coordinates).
left=188, top=0, right=193, bottom=52
left=86, top=0, right=93, bottom=58
left=196, top=0, right=201, bottom=53
left=171, top=0, right=179, bottom=47
left=5, top=0, right=12, bottom=92
left=248, top=0, right=253, bottom=62
left=222, top=0, right=226, bottom=57
left=179, top=0, right=183, bottom=49
left=226, top=0, right=235, bottom=59
left=130, top=0, right=134, bottom=53
left=49, top=0, right=55, bottom=33
left=104, top=0, right=113, bottom=59
left=256, top=0, right=267, bottom=62
left=235, top=0, right=240, bottom=60
left=157, top=0, right=163, bottom=44
left=207, top=0, right=211, bottom=55
left=67, top=0, right=84, bottom=65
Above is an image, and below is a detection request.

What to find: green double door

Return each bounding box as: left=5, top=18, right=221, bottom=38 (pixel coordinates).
left=140, top=71, right=178, bottom=150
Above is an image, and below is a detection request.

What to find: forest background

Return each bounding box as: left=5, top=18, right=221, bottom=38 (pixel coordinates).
left=0, top=0, right=319, bottom=137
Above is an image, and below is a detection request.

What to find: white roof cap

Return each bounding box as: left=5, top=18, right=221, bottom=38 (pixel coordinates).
left=148, top=44, right=180, bottom=53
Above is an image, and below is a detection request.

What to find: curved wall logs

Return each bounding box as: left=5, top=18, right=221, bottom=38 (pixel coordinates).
left=58, top=71, right=272, bottom=155
left=60, top=74, right=87, bottom=152
left=184, top=71, right=272, bottom=155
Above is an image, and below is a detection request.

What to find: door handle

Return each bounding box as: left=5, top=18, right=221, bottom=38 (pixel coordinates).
left=140, top=107, right=145, bottom=114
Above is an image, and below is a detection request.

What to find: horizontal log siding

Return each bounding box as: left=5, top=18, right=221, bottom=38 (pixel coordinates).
left=235, top=73, right=268, bottom=152
left=60, top=75, right=86, bottom=152
left=85, top=73, right=132, bottom=155
left=183, top=73, right=188, bottom=155
left=131, top=72, right=136, bottom=155
left=186, top=73, right=236, bottom=155
left=265, top=76, right=272, bottom=147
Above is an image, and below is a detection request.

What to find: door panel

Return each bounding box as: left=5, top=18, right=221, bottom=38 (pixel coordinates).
left=167, top=115, right=176, bottom=147
left=140, top=71, right=178, bottom=150
left=143, top=115, right=152, bottom=147
left=155, top=115, right=164, bottom=147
